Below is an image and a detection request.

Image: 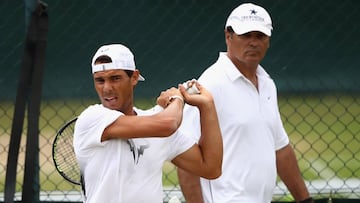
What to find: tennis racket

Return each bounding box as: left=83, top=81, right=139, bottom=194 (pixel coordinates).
left=52, top=117, right=81, bottom=185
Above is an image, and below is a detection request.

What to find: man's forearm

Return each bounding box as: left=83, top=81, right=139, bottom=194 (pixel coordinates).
left=178, top=167, right=204, bottom=203
left=198, top=101, right=223, bottom=178
left=276, top=145, right=313, bottom=202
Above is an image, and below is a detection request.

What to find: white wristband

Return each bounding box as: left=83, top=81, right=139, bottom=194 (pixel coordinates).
left=169, top=95, right=184, bottom=106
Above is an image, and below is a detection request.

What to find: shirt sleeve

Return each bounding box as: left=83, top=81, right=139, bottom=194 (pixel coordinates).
left=178, top=104, right=201, bottom=142
left=274, top=117, right=290, bottom=150
left=166, top=130, right=196, bottom=161
left=74, top=104, right=123, bottom=156
left=272, top=92, right=290, bottom=150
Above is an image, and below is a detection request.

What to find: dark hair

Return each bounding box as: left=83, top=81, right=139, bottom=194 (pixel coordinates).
left=226, top=26, right=234, bottom=33
left=94, top=55, right=134, bottom=78
left=124, top=70, right=134, bottom=78
left=95, top=55, right=112, bottom=64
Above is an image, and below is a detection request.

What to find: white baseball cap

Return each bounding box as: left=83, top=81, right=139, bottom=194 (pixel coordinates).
left=225, top=3, right=273, bottom=36
left=91, top=44, right=145, bottom=81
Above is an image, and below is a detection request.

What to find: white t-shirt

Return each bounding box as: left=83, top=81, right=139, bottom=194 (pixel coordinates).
left=180, top=52, right=289, bottom=203
left=73, top=104, right=195, bottom=203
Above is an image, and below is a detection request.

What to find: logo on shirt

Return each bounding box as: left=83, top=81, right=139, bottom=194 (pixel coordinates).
left=127, top=139, right=150, bottom=164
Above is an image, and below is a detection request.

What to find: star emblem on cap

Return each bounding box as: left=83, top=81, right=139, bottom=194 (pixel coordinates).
left=250, top=9, right=257, bottom=15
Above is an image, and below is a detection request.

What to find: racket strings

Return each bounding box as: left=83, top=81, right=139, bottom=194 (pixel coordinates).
left=54, top=120, right=81, bottom=184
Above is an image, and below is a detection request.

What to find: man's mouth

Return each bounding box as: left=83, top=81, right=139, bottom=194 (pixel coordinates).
left=246, top=49, right=259, bottom=55
left=104, top=96, right=116, bottom=102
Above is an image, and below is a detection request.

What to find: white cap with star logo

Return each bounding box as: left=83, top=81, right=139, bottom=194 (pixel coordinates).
left=225, top=3, right=273, bottom=36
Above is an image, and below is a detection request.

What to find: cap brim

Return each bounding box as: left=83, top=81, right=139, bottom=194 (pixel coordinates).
left=232, top=24, right=272, bottom=36
left=138, top=74, right=145, bottom=81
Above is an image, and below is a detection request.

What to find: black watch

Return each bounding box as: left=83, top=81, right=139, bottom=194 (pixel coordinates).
left=299, top=197, right=314, bottom=203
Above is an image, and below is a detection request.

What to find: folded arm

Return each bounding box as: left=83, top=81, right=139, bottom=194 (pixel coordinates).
left=172, top=82, right=223, bottom=179
left=101, top=87, right=184, bottom=141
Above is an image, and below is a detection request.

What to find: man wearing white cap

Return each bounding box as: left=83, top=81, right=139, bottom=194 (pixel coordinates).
left=73, top=43, right=223, bottom=202
left=178, top=3, right=314, bottom=203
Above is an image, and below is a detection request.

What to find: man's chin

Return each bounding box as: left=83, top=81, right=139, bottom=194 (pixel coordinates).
left=102, top=102, right=119, bottom=110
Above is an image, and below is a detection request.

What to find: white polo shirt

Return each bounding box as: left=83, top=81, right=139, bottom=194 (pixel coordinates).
left=74, top=104, right=195, bottom=203
left=180, top=52, right=289, bottom=203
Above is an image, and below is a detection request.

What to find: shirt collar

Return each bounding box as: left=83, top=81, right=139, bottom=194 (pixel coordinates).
left=219, top=52, right=270, bottom=82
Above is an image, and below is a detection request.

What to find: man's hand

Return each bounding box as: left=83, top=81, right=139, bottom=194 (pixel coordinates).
left=157, top=87, right=183, bottom=108
left=179, top=81, right=214, bottom=108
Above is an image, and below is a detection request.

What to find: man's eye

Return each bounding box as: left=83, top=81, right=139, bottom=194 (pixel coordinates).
left=257, top=33, right=267, bottom=40
left=95, top=79, right=104, bottom=83
left=112, top=76, right=121, bottom=80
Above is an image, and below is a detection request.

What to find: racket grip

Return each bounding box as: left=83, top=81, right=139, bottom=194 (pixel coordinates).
left=182, top=79, right=200, bottom=94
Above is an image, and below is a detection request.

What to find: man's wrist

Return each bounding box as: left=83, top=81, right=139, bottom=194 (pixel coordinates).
left=168, top=95, right=184, bottom=106
left=299, top=197, right=314, bottom=203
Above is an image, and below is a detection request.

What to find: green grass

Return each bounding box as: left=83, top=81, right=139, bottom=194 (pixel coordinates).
left=0, top=94, right=359, bottom=197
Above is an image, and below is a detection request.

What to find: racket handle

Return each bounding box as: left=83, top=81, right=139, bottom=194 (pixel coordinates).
left=182, top=79, right=200, bottom=94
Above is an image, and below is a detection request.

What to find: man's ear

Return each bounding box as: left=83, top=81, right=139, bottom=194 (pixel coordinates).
left=225, top=30, right=232, bottom=40
left=132, top=70, right=140, bottom=84
left=225, top=31, right=233, bottom=45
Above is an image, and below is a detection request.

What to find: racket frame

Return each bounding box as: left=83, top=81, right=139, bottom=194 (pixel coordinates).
left=52, top=117, right=81, bottom=185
